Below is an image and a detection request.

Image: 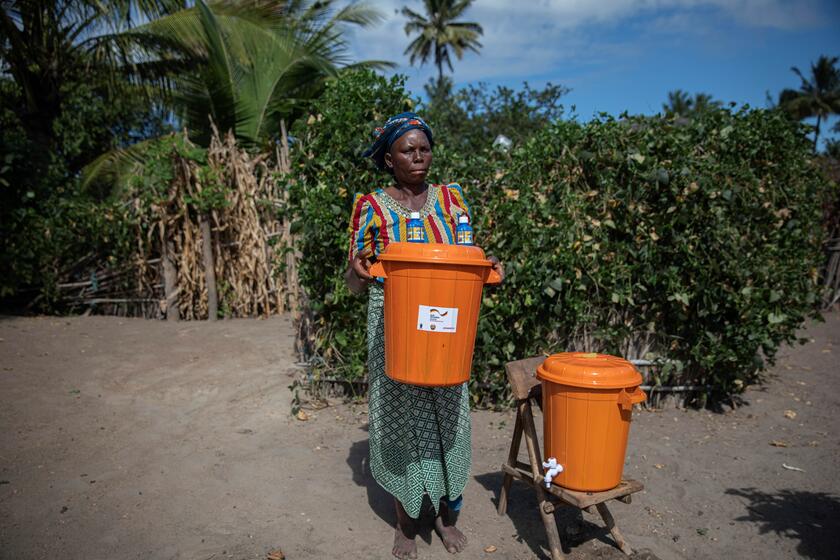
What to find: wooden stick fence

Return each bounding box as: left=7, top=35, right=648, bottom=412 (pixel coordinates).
left=54, top=128, right=300, bottom=320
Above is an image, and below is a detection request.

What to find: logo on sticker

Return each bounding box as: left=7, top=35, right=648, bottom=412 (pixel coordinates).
left=417, top=305, right=458, bottom=333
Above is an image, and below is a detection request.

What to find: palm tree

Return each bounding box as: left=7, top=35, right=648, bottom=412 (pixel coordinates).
left=401, top=0, right=482, bottom=84
left=82, top=0, right=389, bottom=185
left=691, top=93, right=722, bottom=114
left=127, top=0, right=388, bottom=147
left=663, top=90, right=691, bottom=116
left=778, top=55, right=840, bottom=151
left=0, top=1, right=183, bottom=163
left=2, top=0, right=387, bottom=173
left=663, top=90, right=721, bottom=117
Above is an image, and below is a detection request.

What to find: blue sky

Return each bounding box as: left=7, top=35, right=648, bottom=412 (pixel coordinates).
left=343, top=0, right=840, bottom=147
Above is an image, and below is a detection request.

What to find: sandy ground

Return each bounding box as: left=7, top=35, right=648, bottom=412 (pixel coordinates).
left=0, top=313, right=838, bottom=560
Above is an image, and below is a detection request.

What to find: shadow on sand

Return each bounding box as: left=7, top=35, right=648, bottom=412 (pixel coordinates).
left=473, top=471, right=643, bottom=559
left=346, top=428, right=436, bottom=546
left=726, top=487, right=840, bottom=560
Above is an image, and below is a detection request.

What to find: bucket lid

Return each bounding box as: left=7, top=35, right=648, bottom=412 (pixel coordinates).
left=536, top=352, right=642, bottom=389
left=376, top=242, right=491, bottom=267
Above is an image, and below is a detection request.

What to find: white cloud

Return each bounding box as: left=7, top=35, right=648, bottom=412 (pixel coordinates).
left=340, top=0, right=829, bottom=91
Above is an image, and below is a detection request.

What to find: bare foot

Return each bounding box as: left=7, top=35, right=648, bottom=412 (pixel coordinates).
left=393, top=526, right=417, bottom=559
left=393, top=498, right=418, bottom=559
left=434, top=502, right=467, bottom=554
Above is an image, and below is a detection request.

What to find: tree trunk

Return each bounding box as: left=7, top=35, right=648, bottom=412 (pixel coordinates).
left=436, top=44, right=444, bottom=87
left=814, top=113, right=822, bottom=152
left=200, top=214, right=218, bottom=321
left=278, top=119, right=300, bottom=315
left=162, top=240, right=180, bottom=321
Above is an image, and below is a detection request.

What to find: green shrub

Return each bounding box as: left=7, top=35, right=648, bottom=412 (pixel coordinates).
left=0, top=71, right=169, bottom=304
left=0, top=191, right=136, bottom=305
left=473, top=110, right=831, bottom=403
left=288, top=70, right=833, bottom=405
left=287, top=71, right=414, bottom=381
left=0, top=134, right=208, bottom=309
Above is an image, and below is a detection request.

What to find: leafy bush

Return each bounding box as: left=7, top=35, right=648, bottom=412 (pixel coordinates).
left=289, top=70, right=832, bottom=404
left=472, top=110, right=831, bottom=403
left=288, top=71, right=414, bottom=381
left=423, top=77, right=569, bottom=153
left=0, top=71, right=168, bottom=304
left=0, top=191, right=136, bottom=305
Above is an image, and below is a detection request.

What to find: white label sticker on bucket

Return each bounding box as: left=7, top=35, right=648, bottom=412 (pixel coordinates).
left=417, top=305, right=458, bottom=333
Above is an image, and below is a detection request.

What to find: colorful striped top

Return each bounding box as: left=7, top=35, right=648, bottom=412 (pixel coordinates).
left=348, top=183, right=471, bottom=260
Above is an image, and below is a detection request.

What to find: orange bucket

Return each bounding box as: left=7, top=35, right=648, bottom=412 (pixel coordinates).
left=369, top=242, right=501, bottom=386
left=536, top=352, right=646, bottom=492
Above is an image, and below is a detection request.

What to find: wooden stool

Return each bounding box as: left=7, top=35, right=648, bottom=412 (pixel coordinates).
left=498, top=357, right=644, bottom=560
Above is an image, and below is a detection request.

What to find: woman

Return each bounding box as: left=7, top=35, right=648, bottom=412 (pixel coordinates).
left=346, top=112, right=504, bottom=559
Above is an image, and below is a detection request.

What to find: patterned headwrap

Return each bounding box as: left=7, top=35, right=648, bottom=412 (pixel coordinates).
left=362, top=112, right=434, bottom=171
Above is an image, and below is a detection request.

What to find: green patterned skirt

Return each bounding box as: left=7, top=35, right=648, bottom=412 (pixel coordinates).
left=366, top=283, right=472, bottom=519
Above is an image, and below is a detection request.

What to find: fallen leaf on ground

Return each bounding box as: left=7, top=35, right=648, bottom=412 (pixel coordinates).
left=295, top=409, right=309, bottom=421
left=783, top=410, right=797, bottom=420
left=654, top=464, right=665, bottom=469
left=808, top=440, right=820, bottom=447
left=782, top=463, right=805, bottom=472
left=308, top=399, right=329, bottom=410
left=267, top=549, right=285, bottom=560
left=484, top=545, right=497, bottom=553
left=769, top=440, right=789, bottom=448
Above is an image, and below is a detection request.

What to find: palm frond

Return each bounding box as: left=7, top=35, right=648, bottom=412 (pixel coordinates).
left=329, top=2, right=384, bottom=27
left=81, top=137, right=160, bottom=192
left=343, top=59, right=396, bottom=72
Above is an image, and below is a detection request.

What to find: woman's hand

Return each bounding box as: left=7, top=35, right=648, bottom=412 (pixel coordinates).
left=351, top=248, right=374, bottom=281
left=346, top=248, right=374, bottom=294
left=487, top=255, right=505, bottom=284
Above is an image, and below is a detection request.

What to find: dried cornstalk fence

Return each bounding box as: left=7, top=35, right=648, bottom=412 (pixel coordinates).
left=58, top=128, right=300, bottom=320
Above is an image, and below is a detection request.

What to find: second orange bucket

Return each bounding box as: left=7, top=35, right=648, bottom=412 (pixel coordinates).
left=369, top=242, right=501, bottom=386
left=536, top=352, right=646, bottom=492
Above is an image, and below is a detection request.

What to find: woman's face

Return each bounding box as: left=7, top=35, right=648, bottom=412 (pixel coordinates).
left=385, top=129, right=433, bottom=186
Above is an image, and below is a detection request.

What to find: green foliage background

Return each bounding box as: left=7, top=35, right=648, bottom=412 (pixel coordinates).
left=289, top=70, right=833, bottom=404
left=1, top=62, right=833, bottom=404
left=0, top=73, right=168, bottom=302
left=288, top=72, right=414, bottom=379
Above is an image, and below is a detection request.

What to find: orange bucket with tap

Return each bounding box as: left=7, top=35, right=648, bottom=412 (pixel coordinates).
left=369, top=242, right=501, bottom=386
left=536, top=352, right=646, bottom=491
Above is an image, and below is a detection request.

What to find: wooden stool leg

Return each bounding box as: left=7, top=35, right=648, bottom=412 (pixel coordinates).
left=595, top=502, right=633, bottom=556
left=537, top=487, right=564, bottom=560
left=498, top=408, right=524, bottom=516
left=521, top=400, right=565, bottom=560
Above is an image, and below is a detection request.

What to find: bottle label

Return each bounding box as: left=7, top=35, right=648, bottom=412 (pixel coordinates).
left=417, top=305, right=458, bottom=333
left=407, top=225, right=425, bottom=242
left=456, top=230, right=473, bottom=245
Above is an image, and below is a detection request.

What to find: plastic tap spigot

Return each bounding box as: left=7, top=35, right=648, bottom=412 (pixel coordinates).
left=542, top=457, right=564, bottom=488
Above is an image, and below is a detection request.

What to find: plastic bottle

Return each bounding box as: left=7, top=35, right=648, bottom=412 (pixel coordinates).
left=456, top=215, right=473, bottom=245
left=407, top=211, right=425, bottom=243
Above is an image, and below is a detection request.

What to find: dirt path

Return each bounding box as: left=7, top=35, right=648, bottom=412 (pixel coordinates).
left=0, top=313, right=838, bottom=560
